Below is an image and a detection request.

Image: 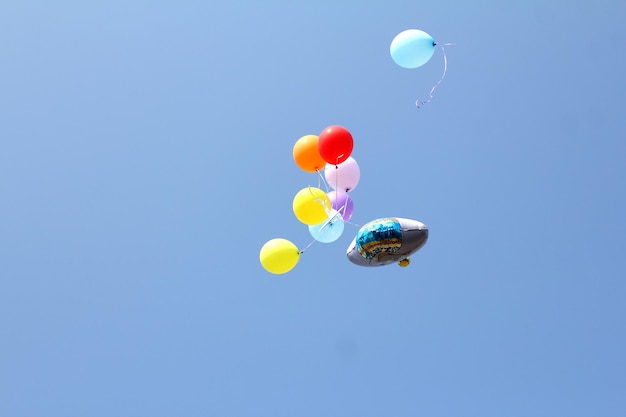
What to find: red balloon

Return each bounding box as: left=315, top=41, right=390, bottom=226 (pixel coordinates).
left=318, top=125, right=353, bottom=165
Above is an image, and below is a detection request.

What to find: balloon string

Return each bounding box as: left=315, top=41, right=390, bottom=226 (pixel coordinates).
left=345, top=220, right=360, bottom=229
left=416, top=42, right=455, bottom=109
left=306, top=185, right=333, bottom=218
left=316, top=166, right=340, bottom=217
left=316, top=168, right=331, bottom=193
left=300, top=238, right=317, bottom=254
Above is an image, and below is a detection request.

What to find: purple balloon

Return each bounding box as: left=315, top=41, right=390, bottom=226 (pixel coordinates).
left=328, top=191, right=354, bottom=222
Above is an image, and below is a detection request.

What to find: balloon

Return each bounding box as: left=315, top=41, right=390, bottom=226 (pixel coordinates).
left=390, top=29, right=436, bottom=69
left=293, top=134, right=326, bottom=173
left=318, top=125, right=353, bottom=165
left=260, top=238, right=300, bottom=274
left=346, top=218, right=428, bottom=267
left=324, top=156, right=360, bottom=192
left=308, top=210, right=345, bottom=243
left=292, top=187, right=331, bottom=225
left=398, top=258, right=410, bottom=267
left=328, top=190, right=354, bottom=222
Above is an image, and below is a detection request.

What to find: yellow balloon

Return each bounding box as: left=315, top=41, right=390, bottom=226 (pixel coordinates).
left=292, top=187, right=331, bottom=225
left=259, top=238, right=300, bottom=274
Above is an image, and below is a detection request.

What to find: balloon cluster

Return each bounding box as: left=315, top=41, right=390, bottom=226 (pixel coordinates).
left=259, top=28, right=448, bottom=274
left=259, top=125, right=360, bottom=274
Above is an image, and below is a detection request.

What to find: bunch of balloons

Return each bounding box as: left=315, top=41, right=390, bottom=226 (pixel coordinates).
left=259, top=27, right=448, bottom=274
left=259, top=125, right=361, bottom=274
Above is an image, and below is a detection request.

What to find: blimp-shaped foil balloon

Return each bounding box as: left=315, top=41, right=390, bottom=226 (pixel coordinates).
left=346, top=218, right=428, bottom=267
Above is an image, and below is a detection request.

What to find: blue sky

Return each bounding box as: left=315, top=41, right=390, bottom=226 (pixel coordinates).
left=1, top=1, right=625, bottom=416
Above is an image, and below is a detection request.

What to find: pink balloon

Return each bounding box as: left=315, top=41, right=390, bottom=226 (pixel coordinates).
left=325, top=156, right=360, bottom=192
left=328, top=191, right=354, bottom=222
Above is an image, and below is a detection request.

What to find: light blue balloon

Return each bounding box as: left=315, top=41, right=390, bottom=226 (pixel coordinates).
left=308, top=210, right=345, bottom=243
left=390, top=29, right=436, bottom=69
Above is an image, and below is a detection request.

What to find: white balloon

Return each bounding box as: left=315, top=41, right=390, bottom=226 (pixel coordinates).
left=325, top=156, right=360, bottom=192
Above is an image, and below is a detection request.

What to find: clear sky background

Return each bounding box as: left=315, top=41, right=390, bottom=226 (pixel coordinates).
left=2, top=1, right=625, bottom=416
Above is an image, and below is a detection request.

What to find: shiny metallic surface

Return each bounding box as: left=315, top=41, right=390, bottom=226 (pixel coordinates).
left=346, top=217, right=428, bottom=267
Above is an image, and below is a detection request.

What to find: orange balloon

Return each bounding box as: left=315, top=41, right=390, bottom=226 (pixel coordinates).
left=293, top=135, right=326, bottom=173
